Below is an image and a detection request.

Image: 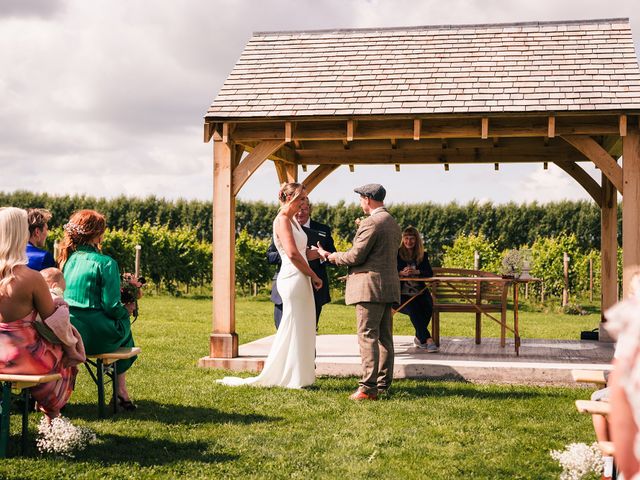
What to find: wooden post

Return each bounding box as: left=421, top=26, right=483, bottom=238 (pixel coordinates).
left=473, top=250, right=480, bottom=270
left=562, top=252, right=569, bottom=306
left=589, top=256, right=593, bottom=302
left=622, top=126, right=640, bottom=298
left=601, top=174, right=618, bottom=334
left=210, top=139, right=238, bottom=358
left=134, top=245, right=141, bottom=279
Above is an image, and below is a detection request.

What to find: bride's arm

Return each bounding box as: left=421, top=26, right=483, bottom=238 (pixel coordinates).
left=275, top=216, right=322, bottom=289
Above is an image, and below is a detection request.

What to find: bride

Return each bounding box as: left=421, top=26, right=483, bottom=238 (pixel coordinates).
left=217, top=183, right=322, bottom=389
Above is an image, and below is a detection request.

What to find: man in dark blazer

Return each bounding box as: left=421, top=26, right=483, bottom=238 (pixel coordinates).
left=267, top=198, right=336, bottom=329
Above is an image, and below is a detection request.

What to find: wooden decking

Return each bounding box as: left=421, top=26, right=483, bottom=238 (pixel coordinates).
left=201, top=335, right=615, bottom=386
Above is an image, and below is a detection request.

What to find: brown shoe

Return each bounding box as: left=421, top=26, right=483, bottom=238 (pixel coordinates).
left=349, top=388, right=378, bottom=401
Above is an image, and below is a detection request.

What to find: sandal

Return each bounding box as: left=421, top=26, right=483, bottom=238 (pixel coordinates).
left=117, top=395, right=137, bottom=411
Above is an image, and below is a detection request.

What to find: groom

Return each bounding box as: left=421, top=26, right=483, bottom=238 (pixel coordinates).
left=322, top=184, right=401, bottom=401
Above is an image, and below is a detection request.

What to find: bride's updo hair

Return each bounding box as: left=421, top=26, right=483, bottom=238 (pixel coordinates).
left=278, top=182, right=305, bottom=204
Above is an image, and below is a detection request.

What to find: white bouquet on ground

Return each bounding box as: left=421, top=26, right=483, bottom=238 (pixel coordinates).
left=550, top=442, right=604, bottom=480
left=36, top=416, right=98, bottom=457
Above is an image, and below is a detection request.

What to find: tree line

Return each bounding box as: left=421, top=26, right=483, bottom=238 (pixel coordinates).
left=1, top=190, right=618, bottom=258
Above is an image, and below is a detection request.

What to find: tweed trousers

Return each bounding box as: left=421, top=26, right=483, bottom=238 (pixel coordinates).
left=355, top=302, right=394, bottom=394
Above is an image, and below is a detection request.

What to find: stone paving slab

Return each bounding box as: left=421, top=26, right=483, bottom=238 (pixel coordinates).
left=200, top=334, right=615, bottom=386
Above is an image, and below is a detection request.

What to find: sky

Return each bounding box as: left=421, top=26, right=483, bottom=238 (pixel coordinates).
left=1, top=0, right=638, bottom=206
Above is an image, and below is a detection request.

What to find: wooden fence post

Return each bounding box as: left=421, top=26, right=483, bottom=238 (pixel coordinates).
left=474, top=251, right=480, bottom=270
left=589, top=256, right=593, bottom=302
left=135, top=245, right=142, bottom=278
left=562, top=252, right=570, bottom=306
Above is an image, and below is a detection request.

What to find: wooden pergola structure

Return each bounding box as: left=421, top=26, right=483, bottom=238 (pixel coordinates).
left=200, top=19, right=640, bottom=368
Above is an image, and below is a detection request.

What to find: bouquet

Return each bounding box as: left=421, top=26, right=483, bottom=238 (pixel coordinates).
left=550, top=442, right=604, bottom=480
left=121, top=273, right=145, bottom=321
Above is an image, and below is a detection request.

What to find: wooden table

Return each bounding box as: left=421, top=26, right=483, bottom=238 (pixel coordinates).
left=396, top=276, right=540, bottom=355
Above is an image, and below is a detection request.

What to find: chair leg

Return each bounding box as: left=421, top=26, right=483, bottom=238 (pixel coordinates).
left=0, top=381, right=11, bottom=458
left=97, top=359, right=105, bottom=418
left=111, top=363, right=118, bottom=415
left=21, top=389, right=29, bottom=455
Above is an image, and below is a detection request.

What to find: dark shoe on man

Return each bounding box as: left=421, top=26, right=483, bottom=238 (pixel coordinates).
left=349, top=388, right=378, bottom=401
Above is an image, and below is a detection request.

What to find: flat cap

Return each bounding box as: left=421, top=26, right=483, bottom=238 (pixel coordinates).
left=354, top=183, right=386, bottom=201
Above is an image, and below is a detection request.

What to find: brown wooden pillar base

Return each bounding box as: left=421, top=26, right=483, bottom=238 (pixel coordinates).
left=209, top=333, right=238, bottom=358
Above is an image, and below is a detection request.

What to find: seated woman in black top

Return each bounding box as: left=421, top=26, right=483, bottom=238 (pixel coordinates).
left=397, top=226, right=438, bottom=352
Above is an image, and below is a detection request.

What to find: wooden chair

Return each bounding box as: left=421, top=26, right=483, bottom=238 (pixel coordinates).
left=430, top=268, right=509, bottom=348
left=0, top=373, right=62, bottom=458
left=572, top=369, right=616, bottom=477
left=84, top=347, right=141, bottom=418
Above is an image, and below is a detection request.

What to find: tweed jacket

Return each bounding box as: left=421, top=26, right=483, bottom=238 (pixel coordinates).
left=332, top=207, right=402, bottom=305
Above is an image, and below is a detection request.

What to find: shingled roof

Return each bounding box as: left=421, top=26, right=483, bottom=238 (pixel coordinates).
left=207, top=18, right=640, bottom=119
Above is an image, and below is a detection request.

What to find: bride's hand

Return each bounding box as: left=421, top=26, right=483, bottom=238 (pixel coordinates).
left=307, top=246, right=321, bottom=261
left=316, top=242, right=330, bottom=260
left=311, top=274, right=323, bottom=290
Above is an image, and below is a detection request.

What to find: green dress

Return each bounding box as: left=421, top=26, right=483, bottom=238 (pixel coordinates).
left=63, top=245, right=137, bottom=373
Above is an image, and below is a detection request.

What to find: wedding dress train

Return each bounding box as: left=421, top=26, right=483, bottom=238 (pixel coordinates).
left=217, top=217, right=316, bottom=389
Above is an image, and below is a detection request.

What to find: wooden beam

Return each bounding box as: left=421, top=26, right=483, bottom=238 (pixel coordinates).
left=269, top=145, right=296, bottom=164
left=274, top=160, right=288, bottom=185
left=232, top=140, right=285, bottom=196
left=222, top=123, right=230, bottom=144
left=232, top=118, right=620, bottom=142
left=211, top=139, right=238, bottom=358
left=553, top=161, right=603, bottom=207
left=390, top=138, right=397, bottom=149
left=413, top=119, right=421, bottom=141
left=602, top=136, right=623, bottom=158
left=548, top=116, right=555, bottom=138
left=285, top=163, right=298, bottom=182
left=601, top=173, right=617, bottom=333
left=346, top=120, right=355, bottom=142
left=622, top=126, right=640, bottom=297
left=302, top=165, right=340, bottom=192
left=561, top=135, right=623, bottom=193
left=204, top=123, right=214, bottom=143
left=296, top=146, right=584, bottom=165
left=620, top=115, right=627, bottom=137
left=349, top=164, right=354, bottom=172
left=285, top=121, right=293, bottom=143
left=395, top=164, right=400, bottom=172
left=481, top=118, right=489, bottom=139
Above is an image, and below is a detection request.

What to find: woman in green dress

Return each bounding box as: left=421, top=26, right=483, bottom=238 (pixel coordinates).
left=59, top=209, right=138, bottom=410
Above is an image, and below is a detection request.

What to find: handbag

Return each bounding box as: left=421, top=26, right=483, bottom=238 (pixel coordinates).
left=34, top=317, right=62, bottom=344
left=580, top=328, right=599, bottom=341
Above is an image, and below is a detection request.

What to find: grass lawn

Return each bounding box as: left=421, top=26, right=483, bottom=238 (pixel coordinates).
left=0, top=296, right=602, bottom=479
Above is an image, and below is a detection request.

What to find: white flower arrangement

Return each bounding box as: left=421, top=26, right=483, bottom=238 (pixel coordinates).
left=36, top=416, right=98, bottom=457
left=550, top=442, right=604, bottom=480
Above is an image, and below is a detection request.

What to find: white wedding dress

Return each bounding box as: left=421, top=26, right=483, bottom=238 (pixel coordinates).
left=217, top=216, right=316, bottom=389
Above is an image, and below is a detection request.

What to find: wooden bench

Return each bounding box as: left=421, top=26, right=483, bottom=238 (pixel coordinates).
left=84, top=347, right=141, bottom=418
left=0, top=373, right=62, bottom=458
left=429, top=268, right=511, bottom=350
left=571, top=369, right=607, bottom=386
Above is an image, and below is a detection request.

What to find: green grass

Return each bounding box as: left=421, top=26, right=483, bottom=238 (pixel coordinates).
left=0, top=296, right=601, bottom=479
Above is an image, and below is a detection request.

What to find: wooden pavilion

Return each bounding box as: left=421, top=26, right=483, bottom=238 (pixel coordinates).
left=200, top=18, right=640, bottom=369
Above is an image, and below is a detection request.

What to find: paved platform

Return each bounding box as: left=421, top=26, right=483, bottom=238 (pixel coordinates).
left=199, top=334, right=615, bottom=385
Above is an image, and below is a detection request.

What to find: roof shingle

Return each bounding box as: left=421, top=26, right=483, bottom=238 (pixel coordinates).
left=208, top=19, right=640, bottom=118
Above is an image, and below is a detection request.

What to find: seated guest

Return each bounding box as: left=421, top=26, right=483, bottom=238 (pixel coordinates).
left=0, top=207, right=78, bottom=419
left=26, top=208, right=56, bottom=271
left=397, top=226, right=438, bottom=352
left=604, top=273, right=640, bottom=479
left=59, top=209, right=138, bottom=411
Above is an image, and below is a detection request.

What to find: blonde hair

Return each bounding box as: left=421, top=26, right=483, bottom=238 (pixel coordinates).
left=398, top=226, right=425, bottom=264
left=278, top=182, right=305, bottom=205
left=0, top=207, right=29, bottom=295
